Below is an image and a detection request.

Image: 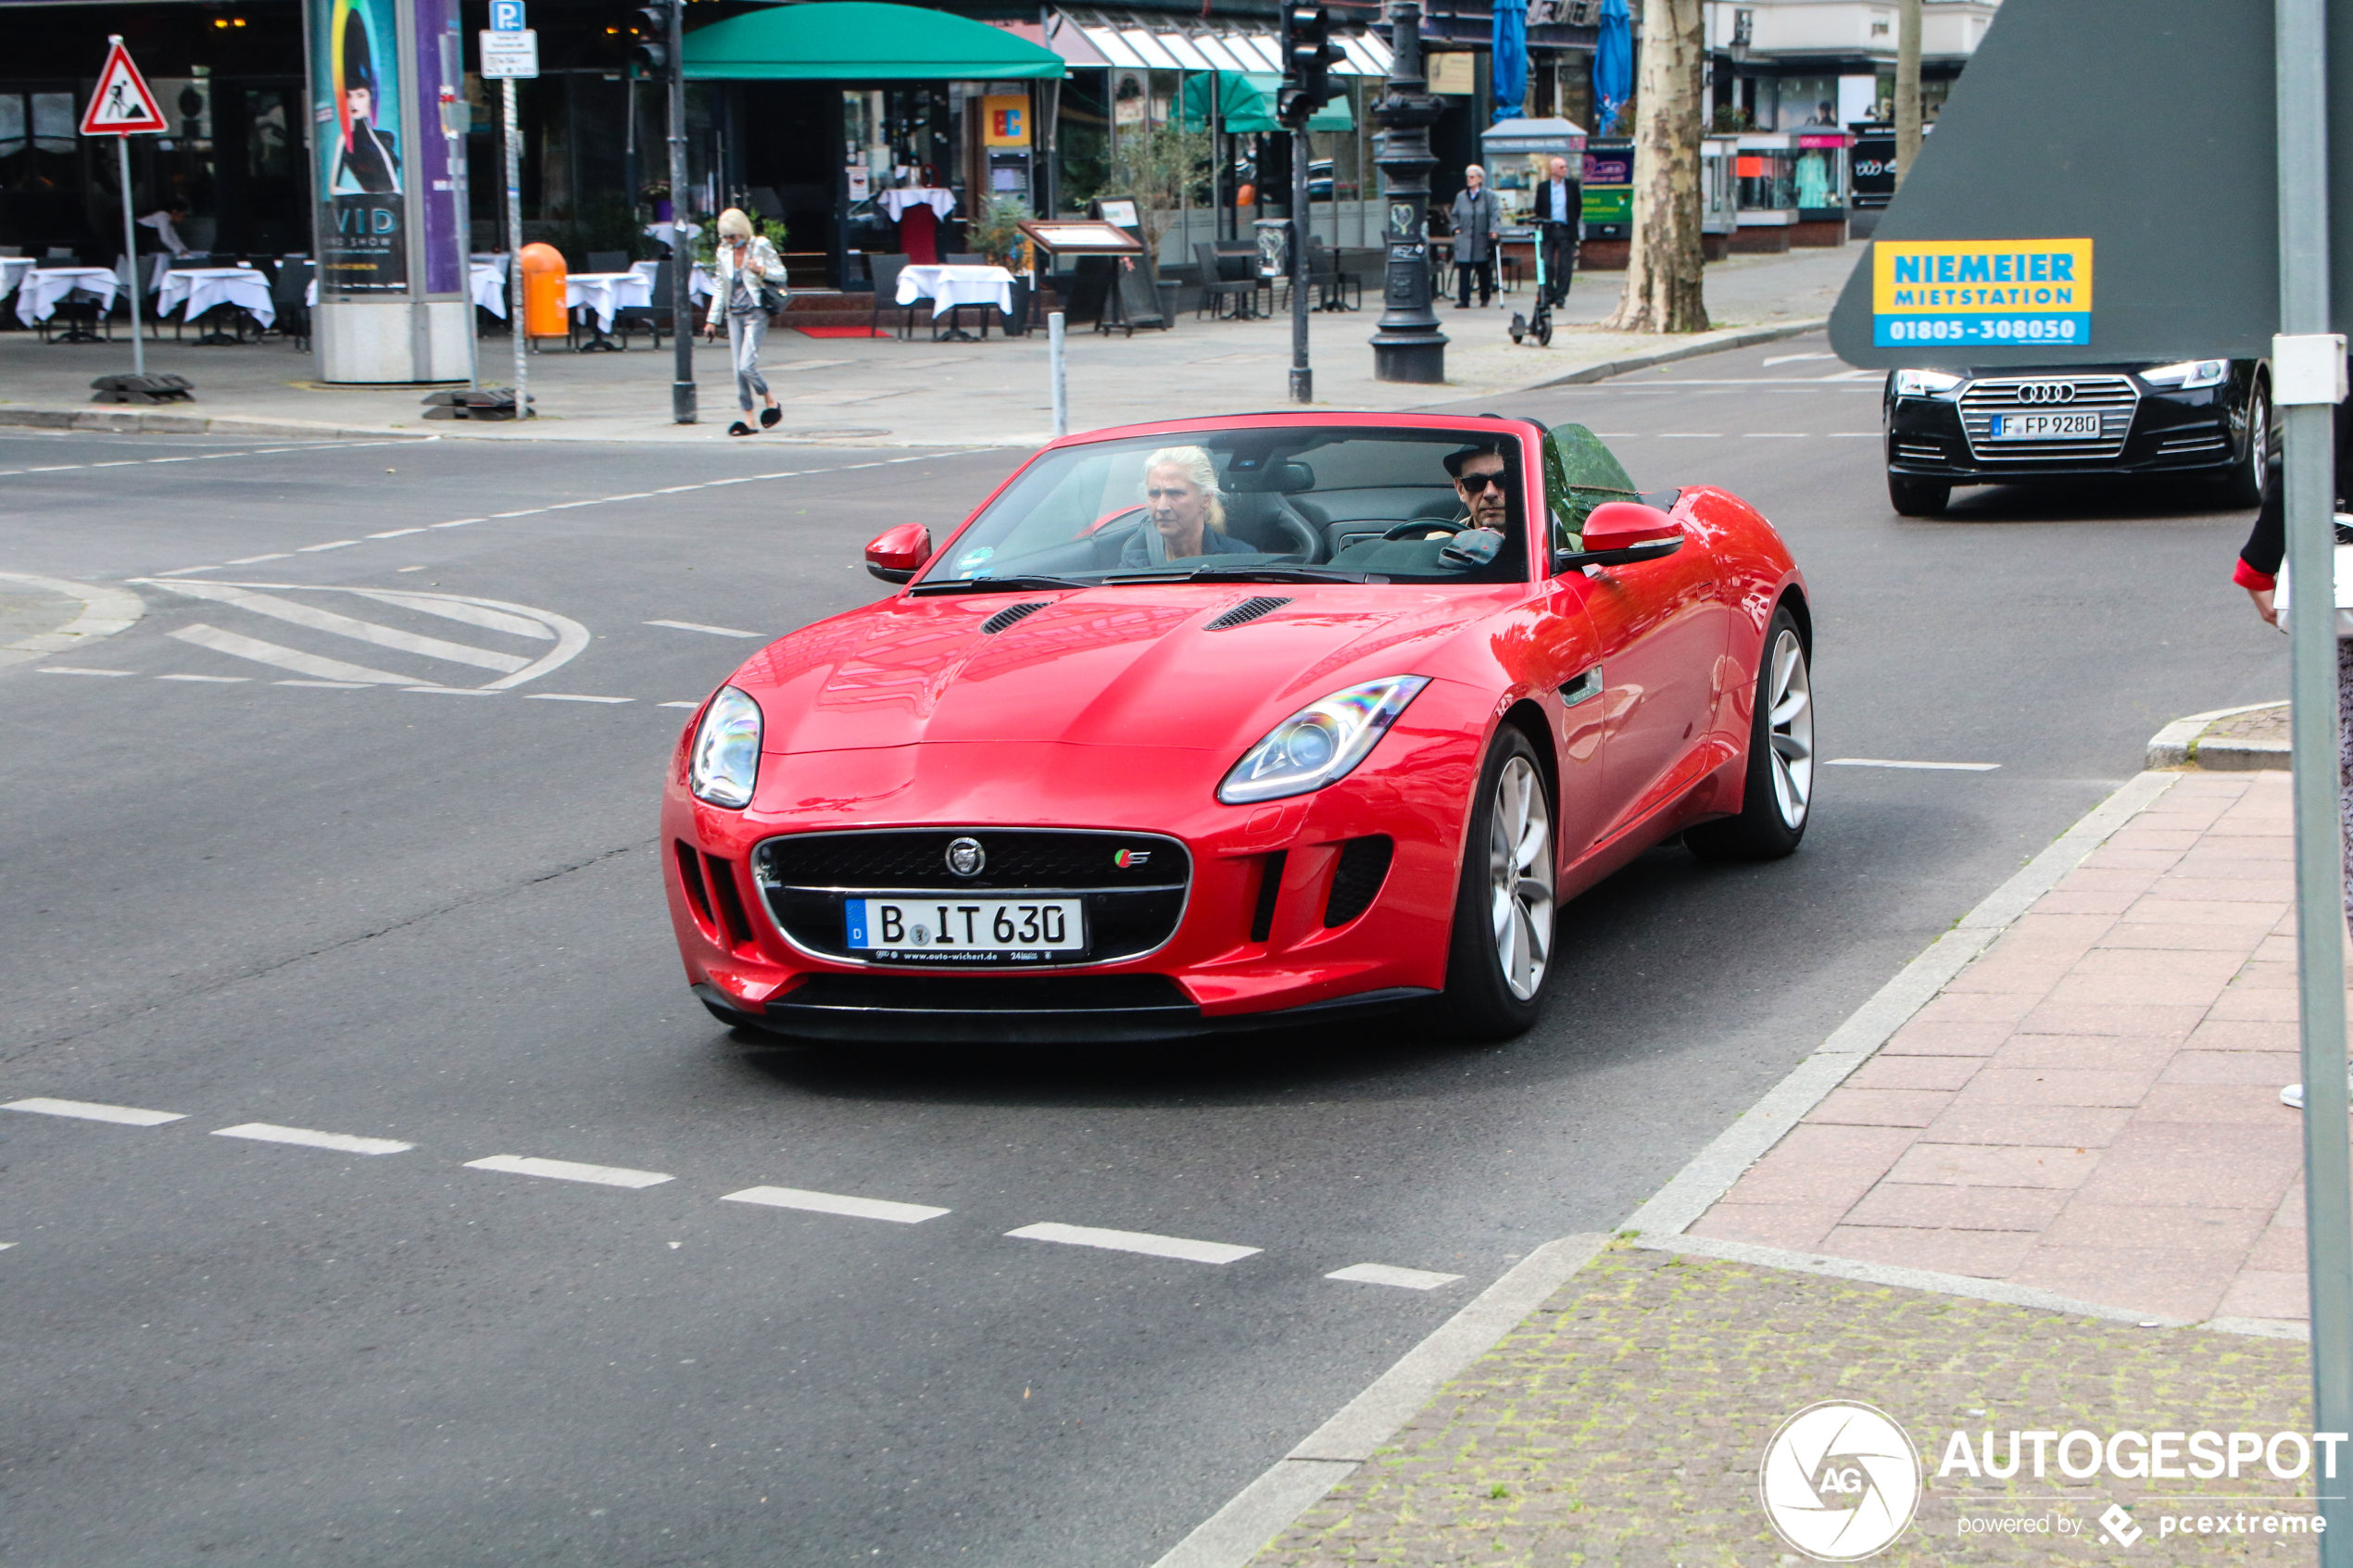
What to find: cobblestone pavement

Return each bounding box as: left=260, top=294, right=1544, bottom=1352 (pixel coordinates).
left=1252, top=1248, right=2321, bottom=1566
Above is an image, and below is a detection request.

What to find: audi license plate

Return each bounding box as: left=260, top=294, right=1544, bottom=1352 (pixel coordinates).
left=846, top=897, right=1085, bottom=960
left=1988, top=411, right=2102, bottom=440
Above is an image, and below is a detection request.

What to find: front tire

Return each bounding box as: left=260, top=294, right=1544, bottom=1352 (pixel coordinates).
left=2224, top=381, right=2272, bottom=509
left=1888, top=472, right=1949, bottom=517
left=1436, top=729, right=1556, bottom=1040
left=1688, top=605, right=1813, bottom=861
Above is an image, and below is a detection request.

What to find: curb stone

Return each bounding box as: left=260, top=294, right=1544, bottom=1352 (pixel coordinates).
left=2145, top=699, right=2289, bottom=771
left=0, top=572, right=145, bottom=670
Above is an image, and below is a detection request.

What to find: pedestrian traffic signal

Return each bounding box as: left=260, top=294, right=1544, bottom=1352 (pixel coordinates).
left=1279, top=2, right=1344, bottom=127
left=629, top=2, right=669, bottom=71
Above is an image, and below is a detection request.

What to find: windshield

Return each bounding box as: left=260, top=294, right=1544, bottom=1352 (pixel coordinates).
left=916, top=426, right=1532, bottom=590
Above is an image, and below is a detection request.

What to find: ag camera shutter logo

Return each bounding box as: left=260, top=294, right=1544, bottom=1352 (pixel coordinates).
left=1759, top=1401, right=1922, bottom=1561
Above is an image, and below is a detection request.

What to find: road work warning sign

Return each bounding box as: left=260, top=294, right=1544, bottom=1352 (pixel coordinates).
left=79, top=38, right=167, bottom=135
left=1870, top=238, right=2094, bottom=348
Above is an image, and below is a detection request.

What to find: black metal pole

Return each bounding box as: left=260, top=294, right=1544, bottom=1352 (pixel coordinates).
left=1290, top=124, right=1311, bottom=402
left=667, top=0, right=696, bottom=424
left=1369, top=0, right=1445, bottom=382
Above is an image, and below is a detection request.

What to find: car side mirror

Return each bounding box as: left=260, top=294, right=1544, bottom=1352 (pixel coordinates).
left=1553, top=501, right=1684, bottom=572
left=864, top=523, right=933, bottom=584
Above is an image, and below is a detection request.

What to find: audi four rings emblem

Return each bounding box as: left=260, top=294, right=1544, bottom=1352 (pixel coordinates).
left=946, top=837, right=986, bottom=877
left=2014, top=382, right=2077, bottom=404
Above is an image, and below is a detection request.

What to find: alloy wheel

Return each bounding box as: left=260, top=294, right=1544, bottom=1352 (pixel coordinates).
left=1767, top=628, right=1814, bottom=829
left=1487, top=755, right=1555, bottom=1001
left=2252, top=389, right=2271, bottom=483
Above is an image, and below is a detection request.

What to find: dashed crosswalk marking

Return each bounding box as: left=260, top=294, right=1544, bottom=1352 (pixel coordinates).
left=169, top=623, right=417, bottom=685
left=5, top=1098, right=185, bottom=1126
left=157, top=672, right=248, bottom=683
left=134, top=580, right=589, bottom=691
left=465, top=1154, right=674, bottom=1188
left=525, top=693, right=632, bottom=704
left=213, top=1123, right=413, bottom=1156
left=157, top=582, right=532, bottom=672
left=1005, top=1222, right=1260, bottom=1266
left=1326, top=1263, right=1464, bottom=1291
left=647, top=620, right=760, bottom=638
left=38, top=666, right=134, bottom=677
left=722, top=1186, right=950, bottom=1224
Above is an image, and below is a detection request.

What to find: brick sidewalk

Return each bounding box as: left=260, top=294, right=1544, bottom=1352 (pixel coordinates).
left=1690, top=770, right=2313, bottom=1327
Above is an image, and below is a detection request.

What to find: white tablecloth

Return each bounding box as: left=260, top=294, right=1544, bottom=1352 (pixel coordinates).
left=644, top=221, right=703, bottom=253
left=471, top=260, right=508, bottom=318
left=565, top=270, right=650, bottom=332
left=896, top=263, right=1013, bottom=320
left=157, top=267, right=275, bottom=330
left=629, top=258, right=716, bottom=305
left=15, top=267, right=119, bottom=326
left=0, top=257, right=32, bottom=301
left=879, top=187, right=956, bottom=221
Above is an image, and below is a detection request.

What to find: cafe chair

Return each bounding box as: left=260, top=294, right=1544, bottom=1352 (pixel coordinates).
left=613, top=257, right=672, bottom=350
left=1193, top=243, right=1257, bottom=320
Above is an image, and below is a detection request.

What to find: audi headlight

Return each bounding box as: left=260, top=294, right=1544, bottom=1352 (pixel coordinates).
left=2141, top=358, right=2230, bottom=390
left=1217, top=676, right=1430, bottom=805
left=1892, top=369, right=1965, bottom=398
left=688, top=685, right=762, bottom=808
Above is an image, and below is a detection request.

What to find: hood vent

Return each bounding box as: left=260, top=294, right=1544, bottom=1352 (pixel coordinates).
left=1202, top=596, right=1293, bottom=632
left=979, top=600, right=1051, bottom=634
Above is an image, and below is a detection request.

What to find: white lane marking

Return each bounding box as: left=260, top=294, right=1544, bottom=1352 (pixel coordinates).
left=465, top=1154, right=673, bottom=1188
left=1005, top=1221, right=1260, bottom=1266
left=1655, top=433, right=1723, bottom=439
left=646, top=620, right=760, bottom=638
left=0, top=438, right=414, bottom=478
left=487, top=508, right=541, bottom=518
left=1819, top=368, right=1881, bottom=381
left=149, top=582, right=530, bottom=673
left=350, top=591, right=553, bottom=640
left=1828, top=432, right=1882, bottom=438
left=39, top=666, right=135, bottom=676
left=4, top=1097, right=185, bottom=1126
left=722, top=1185, right=950, bottom=1224
left=658, top=700, right=701, bottom=709
left=404, top=685, right=496, bottom=696
left=157, top=673, right=250, bottom=683
left=153, top=566, right=220, bottom=576
left=1326, top=1262, right=1465, bottom=1291
left=213, top=1123, right=414, bottom=1155
left=1762, top=352, right=1838, bottom=367
left=277, top=679, right=371, bottom=689
left=168, top=624, right=415, bottom=684
left=366, top=528, right=426, bottom=539
left=297, top=540, right=362, bottom=553
left=1827, top=758, right=2002, bottom=771
left=430, top=518, right=484, bottom=529
left=1740, top=433, right=1810, bottom=438
left=227, top=553, right=291, bottom=564
left=524, top=693, right=633, bottom=704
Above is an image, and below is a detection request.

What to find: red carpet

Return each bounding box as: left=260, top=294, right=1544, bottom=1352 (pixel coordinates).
left=795, top=325, right=893, bottom=338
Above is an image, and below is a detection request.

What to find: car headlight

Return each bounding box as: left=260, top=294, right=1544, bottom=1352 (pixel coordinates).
left=1216, top=676, right=1430, bottom=805
left=688, top=685, right=762, bottom=808
left=2141, top=358, right=2230, bottom=390
left=1892, top=369, right=1965, bottom=398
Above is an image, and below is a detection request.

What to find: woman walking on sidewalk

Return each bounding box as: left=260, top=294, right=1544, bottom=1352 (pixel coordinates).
left=702, top=208, right=786, bottom=436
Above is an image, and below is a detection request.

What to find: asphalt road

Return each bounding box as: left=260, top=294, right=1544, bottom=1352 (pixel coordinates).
left=0, top=332, right=2290, bottom=1568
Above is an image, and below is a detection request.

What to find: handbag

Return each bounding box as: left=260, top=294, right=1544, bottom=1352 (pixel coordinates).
left=2271, top=517, right=2353, bottom=636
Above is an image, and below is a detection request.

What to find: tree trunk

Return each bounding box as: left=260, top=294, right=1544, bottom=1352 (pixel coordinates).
left=1602, top=0, right=1708, bottom=333
left=1894, top=0, right=1922, bottom=187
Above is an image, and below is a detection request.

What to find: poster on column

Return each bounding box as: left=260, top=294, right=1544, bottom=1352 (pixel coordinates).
left=312, top=0, right=407, bottom=291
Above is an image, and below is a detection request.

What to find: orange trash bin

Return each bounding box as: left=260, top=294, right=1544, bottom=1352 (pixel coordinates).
left=519, top=244, right=568, bottom=341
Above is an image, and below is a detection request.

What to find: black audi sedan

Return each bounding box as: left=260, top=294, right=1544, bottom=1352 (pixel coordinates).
left=1881, top=358, right=2272, bottom=516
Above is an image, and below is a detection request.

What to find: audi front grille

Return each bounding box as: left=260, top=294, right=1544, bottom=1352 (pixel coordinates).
left=1958, top=374, right=2139, bottom=462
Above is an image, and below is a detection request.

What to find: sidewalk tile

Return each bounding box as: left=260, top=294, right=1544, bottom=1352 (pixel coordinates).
left=2245, top=1223, right=2309, bottom=1273
left=1847, top=1055, right=1983, bottom=1092
left=2040, top=1202, right=2271, bottom=1252
left=2015, top=1000, right=2208, bottom=1035
left=1883, top=1143, right=2101, bottom=1188
left=1986, top=1034, right=2180, bottom=1071
left=2187, top=1018, right=2301, bottom=1050
left=1806, top=1086, right=1953, bottom=1128
left=2007, top=1246, right=2232, bottom=1319
left=2080, top=847, right=2187, bottom=872
left=2147, top=876, right=2305, bottom=903
left=1919, top=1103, right=2133, bottom=1147
left=2206, top=988, right=2300, bottom=1022
left=2069, top=946, right=2253, bottom=979
left=2133, top=1082, right=2305, bottom=1123
left=2072, top=1158, right=2296, bottom=1210
left=1907, top=992, right=2042, bottom=1028
left=2097, top=828, right=2203, bottom=852
left=1940, top=959, right=2067, bottom=996
left=2039, top=972, right=2231, bottom=1008
left=1880, top=1017, right=2016, bottom=1057
left=2217, top=1270, right=2311, bottom=1321
left=1843, top=1183, right=2068, bottom=1231
left=2159, top=1050, right=2303, bottom=1085
left=1947, top=1067, right=2160, bottom=1108
left=1816, top=1224, right=2035, bottom=1277
left=2116, top=897, right=2287, bottom=929
left=1684, top=1203, right=1848, bottom=1250
left=2228, top=960, right=2298, bottom=990
left=2097, top=924, right=2284, bottom=952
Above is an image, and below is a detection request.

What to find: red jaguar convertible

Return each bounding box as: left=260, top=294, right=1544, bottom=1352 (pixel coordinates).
left=662, top=412, right=1811, bottom=1043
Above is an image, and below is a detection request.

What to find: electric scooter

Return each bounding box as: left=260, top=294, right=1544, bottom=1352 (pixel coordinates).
left=1509, top=225, right=1557, bottom=347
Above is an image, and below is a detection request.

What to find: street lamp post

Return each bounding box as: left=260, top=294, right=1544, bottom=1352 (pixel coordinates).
left=664, top=0, right=695, bottom=425
left=1369, top=0, right=1446, bottom=383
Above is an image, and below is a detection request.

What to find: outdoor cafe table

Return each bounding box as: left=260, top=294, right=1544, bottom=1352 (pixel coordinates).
left=895, top=262, right=1014, bottom=341
left=310, top=261, right=507, bottom=315
left=564, top=270, right=649, bottom=334
left=157, top=266, right=275, bottom=335
left=15, top=266, right=119, bottom=328
left=629, top=258, right=715, bottom=306
left=0, top=256, right=32, bottom=306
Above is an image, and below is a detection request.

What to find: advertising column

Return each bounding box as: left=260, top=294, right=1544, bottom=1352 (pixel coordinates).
left=307, top=0, right=471, bottom=382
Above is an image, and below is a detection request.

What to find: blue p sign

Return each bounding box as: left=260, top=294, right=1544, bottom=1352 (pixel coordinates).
left=489, top=1, right=524, bottom=32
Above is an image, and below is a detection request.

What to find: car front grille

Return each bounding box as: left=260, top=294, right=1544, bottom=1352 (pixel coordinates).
left=1958, top=375, right=2138, bottom=461
left=754, top=828, right=1190, bottom=968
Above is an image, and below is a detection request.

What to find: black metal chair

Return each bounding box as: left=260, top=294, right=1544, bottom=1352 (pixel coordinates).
left=871, top=253, right=940, bottom=341
left=1308, top=239, right=1363, bottom=312
left=1193, top=242, right=1257, bottom=320
left=613, top=257, right=673, bottom=349
left=271, top=257, right=313, bottom=349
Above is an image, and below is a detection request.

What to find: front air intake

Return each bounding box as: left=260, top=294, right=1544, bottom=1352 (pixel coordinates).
left=980, top=601, right=1051, bottom=634
left=1202, top=596, right=1292, bottom=631
left=1323, top=836, right=1393, bottom=927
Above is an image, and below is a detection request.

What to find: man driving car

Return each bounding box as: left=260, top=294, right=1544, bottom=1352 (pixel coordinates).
left=1446, top=442, right=1512, bottom=531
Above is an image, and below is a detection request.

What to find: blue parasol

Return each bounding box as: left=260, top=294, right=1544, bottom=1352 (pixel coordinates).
left=1593, top=0, right=1632, bottom=135
left=1491, top=0, right=1528, bottom=124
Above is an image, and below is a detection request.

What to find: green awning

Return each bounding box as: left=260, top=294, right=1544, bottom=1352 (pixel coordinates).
left=1179, top=72, right=1353, bottom=134
left=683, top=2, right=1065, bottom=82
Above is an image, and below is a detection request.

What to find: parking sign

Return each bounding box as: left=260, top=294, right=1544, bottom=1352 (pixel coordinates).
left=489, top=0, right=524, bottom=31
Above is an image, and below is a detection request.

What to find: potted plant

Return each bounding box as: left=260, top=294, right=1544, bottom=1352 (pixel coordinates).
left=969, top=194, right=1032, bottom=332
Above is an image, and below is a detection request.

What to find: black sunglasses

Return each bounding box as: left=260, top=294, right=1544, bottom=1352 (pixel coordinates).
left=1454, top=470, right=1507, bottom=494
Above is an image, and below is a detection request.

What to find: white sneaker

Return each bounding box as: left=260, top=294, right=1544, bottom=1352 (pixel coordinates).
left=2282, top=1072, right=2353, bottom=1110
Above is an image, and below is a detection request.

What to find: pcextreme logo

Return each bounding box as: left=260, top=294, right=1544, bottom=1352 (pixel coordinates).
left=1759, top=1401, right=1923, bottom=1561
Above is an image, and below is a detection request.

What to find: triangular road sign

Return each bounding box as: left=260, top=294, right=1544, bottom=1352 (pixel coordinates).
left=81, top=38, right=168, bottom=135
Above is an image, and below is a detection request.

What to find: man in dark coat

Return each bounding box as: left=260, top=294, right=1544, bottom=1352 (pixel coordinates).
left=1447, top=165, right=1502, bottom=308
left=1530, top=155, right=1581, bottom=307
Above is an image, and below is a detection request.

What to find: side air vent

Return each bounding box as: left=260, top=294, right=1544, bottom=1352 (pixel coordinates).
left=1250, top=851, right=1288, bottom=943
left=1323, top=835, right=1394, bottom=928
left=979, top=601, right=1051, bottom=634
left=1203, top=595, right=1293, bottom=632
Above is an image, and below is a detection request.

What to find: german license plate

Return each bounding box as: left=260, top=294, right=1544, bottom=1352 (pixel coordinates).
left=846, top=897, right=1085, bottom=960
left=1988, top=411, right=2102, bottom=440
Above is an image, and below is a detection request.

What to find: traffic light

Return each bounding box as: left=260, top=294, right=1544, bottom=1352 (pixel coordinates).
left=629, top=2, right=669, bottom=72
left=1278, top=2, right=1344, bottom=127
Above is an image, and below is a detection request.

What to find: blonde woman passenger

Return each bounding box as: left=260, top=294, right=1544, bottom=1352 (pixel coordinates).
left=1118, top=446, right=1260, bottom=566
left=700, top=207, right=786, bottom=435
